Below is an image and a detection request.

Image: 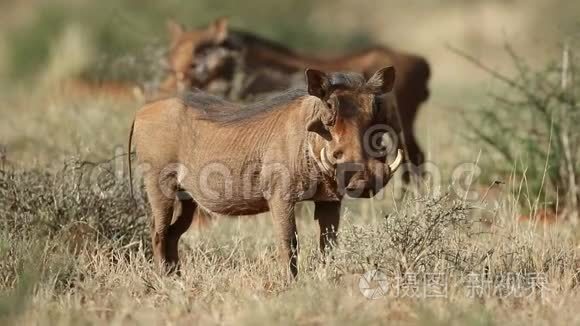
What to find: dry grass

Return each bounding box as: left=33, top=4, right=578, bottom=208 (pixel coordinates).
left=0, top=2, right=579, bottom=323
left=0, top=59, right=578, bottom=326
left=1, top=150, right=579, bottom=325
left=0, top=93, right=136, bottom=167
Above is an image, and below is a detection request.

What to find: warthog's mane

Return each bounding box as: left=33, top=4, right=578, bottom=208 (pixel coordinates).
left=182, top=88, right=309, bottom=124
left=182, top=72, right=370, bottom=124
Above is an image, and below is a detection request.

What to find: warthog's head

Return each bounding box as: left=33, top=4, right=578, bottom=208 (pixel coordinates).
left=305, top=67, right=403, bottom=197
left=166, top=18, right=240, bottom=90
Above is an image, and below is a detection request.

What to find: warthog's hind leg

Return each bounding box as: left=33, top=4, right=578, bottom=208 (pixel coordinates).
left=144, top=173, right=195, bottom=274
left=144, top=178, right=175, bottom=273
left=166, top=193, right=196, bottom=272
left=400, top=124, right=425, bottom=185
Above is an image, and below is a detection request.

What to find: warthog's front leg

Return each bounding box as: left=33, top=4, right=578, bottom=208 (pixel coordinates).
left=314, top=201, right=341, bottom=254
left=268, top=198, right=299, bottom=279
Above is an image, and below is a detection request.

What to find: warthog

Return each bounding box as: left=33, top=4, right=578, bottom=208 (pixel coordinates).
left=156, top=18, right=233, bottom=97
left=129, top=67, right=403, bottom=277
left=163, top=18, right=430, bottom=170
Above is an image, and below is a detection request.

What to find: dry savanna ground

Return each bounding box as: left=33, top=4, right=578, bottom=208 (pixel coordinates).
left=0, top=76, right=578, bottom=326
left=1, top=1, right=580, bottom=325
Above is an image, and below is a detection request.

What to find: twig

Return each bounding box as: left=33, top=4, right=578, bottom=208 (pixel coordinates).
left=560, top=42, right=579, bottom=224
left=447, top=44, right=548, bottom=117
left=532, top=118, right=554, bottom=214
left=0, top=145, right=6, bottom=171
left=446, top=45, right=528, bottom=94
left=77, top=152, right=132, bottom=168
left=480, top=180, right=505, bottom=204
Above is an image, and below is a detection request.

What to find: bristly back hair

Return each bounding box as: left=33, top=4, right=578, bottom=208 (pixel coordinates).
left=181, top=88, right=308, bottom=124
left=181, top=71, right=373, bottom=124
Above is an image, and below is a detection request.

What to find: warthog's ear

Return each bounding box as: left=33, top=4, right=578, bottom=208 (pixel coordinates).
left=305, top=68, right=329, bottom=99
left=366, top=66, right=396, bottom=94
left=167, top=20, right=185, bottom=46
left=306, top=68, right=334, bottom=139
left=210, top=17, right=229, bottom=44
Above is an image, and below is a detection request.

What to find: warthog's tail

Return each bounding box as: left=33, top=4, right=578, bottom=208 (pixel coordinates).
left=128, top=119, right=136, bottom=201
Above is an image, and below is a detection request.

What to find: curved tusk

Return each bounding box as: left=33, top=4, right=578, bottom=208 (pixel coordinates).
left=324, top=147, right=337, bottom=165
left=388, top=149, right=404, bottom=173
left=320, top=147, right=335, bottom=173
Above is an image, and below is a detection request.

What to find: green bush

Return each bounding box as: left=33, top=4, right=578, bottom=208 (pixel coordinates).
left=462, top=44, right=580, bottom=218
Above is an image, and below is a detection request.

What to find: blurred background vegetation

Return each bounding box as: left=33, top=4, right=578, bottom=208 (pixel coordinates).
left=0, top=0, right=578, bottom=87
left=0, top=3, right=580, bottom=324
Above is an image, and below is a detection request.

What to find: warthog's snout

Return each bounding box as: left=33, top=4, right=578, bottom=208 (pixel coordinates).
left=321, top=147, right=367, bottom=195
left=334, top=149, right=404, bottom=197
left=346, top=176, right=367, bottom=192
left=336, top=162, right=366, bottom=195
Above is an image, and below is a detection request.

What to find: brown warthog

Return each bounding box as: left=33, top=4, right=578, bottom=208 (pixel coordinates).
left=163, top=18, right=430, bottom=170
left=156, top=18, right=234, bottom=97
left=129, top=67, right=403, bottom=277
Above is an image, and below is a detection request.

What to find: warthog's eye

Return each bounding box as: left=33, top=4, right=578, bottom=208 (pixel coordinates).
left=194, top=43, right=212, bottom=54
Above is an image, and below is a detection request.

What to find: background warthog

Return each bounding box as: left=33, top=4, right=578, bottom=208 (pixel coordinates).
left=163, top=18, right=430, bottom=174
left=129, top=67, right=403, bottom=277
